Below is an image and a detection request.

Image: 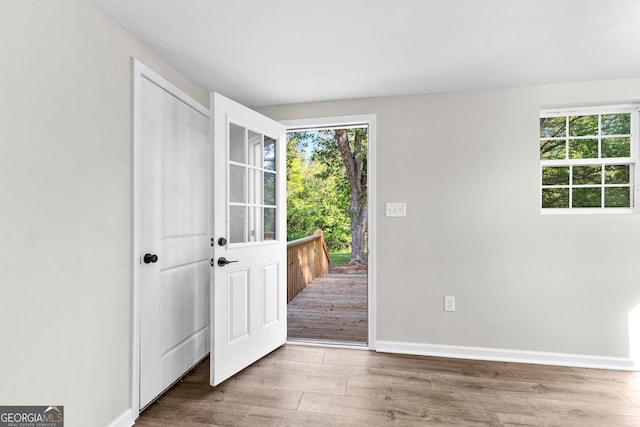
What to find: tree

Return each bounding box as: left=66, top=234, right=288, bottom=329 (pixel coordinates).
left=286, top=132, right=351, bottom=250
left=335, top=128, right=368, bottom=265
left=314, top=128, right=368, bottom=265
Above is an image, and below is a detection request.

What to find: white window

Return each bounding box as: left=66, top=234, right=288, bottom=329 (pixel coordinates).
left=540, top=105, right=640, bottom=213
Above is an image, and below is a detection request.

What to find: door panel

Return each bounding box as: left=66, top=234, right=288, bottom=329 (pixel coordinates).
left=228, top=268, right=250, bottom=344
left=262, top=264, right=279, bottom=327
left=139, top=77, right=210, bottom=408
left=160, top=267, right=208, bottom=349
left=211, top=93, right=286, bottom=386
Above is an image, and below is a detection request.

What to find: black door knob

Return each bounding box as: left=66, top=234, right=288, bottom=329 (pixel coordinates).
left=217, top=237, right=227, bottom=246
left=217, top=257, right=239, bottom=267
left=144, top=253, right=158, bottom=264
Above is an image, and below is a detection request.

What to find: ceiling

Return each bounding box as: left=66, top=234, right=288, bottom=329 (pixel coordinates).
left=89, top=0, right=640, bottom=107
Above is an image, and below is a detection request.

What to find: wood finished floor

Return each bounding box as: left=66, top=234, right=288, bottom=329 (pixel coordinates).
left=287, top=273, right=368, bottom=344
left=135, top=344, right=640, bottom=426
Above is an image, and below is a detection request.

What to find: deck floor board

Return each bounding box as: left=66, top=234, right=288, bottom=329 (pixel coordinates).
left=287, top=273, right=368, bottom=344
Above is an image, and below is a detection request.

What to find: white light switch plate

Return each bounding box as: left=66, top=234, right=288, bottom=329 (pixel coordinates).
left=385, top=202, right=406, bottom=217
left=444, top=296, right=456, bottom=312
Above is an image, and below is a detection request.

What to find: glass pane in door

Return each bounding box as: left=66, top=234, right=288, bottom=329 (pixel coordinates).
left=229, top=123, right=245, bottom=163
left=248, top=168, right=263, bottom=206
left=229, top=205, right=246, bottom=243
left=227, top=123, right=278, bottom=244
left=248, top=206, right=262, bottom=242
left=264, top=172, right=276, bottom=206
left=264, top=208, right=275, bottom=241
left=264, top=137, right=276, bottom=171
left=229, top=165, right=246, bottom=203
left=248, top=130, right=262, bottom=167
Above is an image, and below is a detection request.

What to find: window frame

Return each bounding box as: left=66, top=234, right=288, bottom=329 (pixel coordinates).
left=540, top=104, right=640, bottom=214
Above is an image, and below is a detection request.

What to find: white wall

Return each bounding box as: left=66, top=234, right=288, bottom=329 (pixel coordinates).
left=259, top=78, right=640, bottom=364
left=0, top=1, right=206, bottom=426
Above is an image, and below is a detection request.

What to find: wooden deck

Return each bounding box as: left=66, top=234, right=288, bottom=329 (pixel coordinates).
left=287, top=273, right=367, bottom=344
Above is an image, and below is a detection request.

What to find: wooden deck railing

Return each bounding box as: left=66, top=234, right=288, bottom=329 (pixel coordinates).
left=287, top=229, right=331, bottom=303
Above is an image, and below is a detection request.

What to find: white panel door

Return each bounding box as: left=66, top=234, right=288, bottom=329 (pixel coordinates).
left=211, top=93, right=286, bottom=386
left=139, top=77, right=210, bottom=408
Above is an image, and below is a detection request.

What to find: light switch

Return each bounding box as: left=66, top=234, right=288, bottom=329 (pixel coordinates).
left=444, top=296, right=456, bottom=312
left=385, top=202, right=406, bottom=217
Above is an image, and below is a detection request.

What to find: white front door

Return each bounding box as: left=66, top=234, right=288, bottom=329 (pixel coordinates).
left=210, top=93, right=287, bottom=386
left=139, top=77, right=211, bottom=407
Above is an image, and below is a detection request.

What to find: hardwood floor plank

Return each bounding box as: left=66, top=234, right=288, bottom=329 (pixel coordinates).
left=136, top=345, right=640, bottom=426
left=430, top=372, right=635, bottom=406
left=496, top=408, right=640, bottom=427
left=242, top=406, right=368, bottom=427
left=230, top=368, right=348, bottom=396
left=298, top=390, right=502, bottom=426
left=250, top=355, right=373, bottom=381
left=136, top=396, right=251, bottom=426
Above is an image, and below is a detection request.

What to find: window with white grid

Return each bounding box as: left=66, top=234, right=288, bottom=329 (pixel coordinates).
left=540, top=105, right=639, bottom=213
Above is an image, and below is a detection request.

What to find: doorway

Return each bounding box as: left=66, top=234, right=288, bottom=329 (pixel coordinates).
left=132, top=68, right=377, bottom=415
left=282, top=116, right=377, bottom=348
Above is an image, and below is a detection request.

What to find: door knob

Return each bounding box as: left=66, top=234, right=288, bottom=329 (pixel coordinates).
left=143, top=253, right=158, bottom=264
left=217, top=257, right=238, bottom=267
left=217, top=237, right=227, bottom=246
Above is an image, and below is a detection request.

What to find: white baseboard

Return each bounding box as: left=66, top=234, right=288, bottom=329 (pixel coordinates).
left=376, top=340, right=636, bottom=371
left=286, top=339, right=369, bottom=350
left=107, top=409, right=135, bottom=427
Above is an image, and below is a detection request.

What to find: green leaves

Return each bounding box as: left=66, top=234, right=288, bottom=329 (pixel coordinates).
left=540, top=139, right=566, bottom=160
left=569, top=115, right=598, bottom=137
left=540, top=164, right=632, bottom=209
left=287, top=128, right=369, bottom=258
left=601, top=113, right=630, bottom=135
left=287, top=131, right=351, bottom=250
left=540, top=116, right=565, bottom=138
left=539, top=111, right=634, bottom=210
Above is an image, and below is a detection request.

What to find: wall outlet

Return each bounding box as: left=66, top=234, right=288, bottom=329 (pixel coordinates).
left=444, top=296, right=455, bottom=312
left=385, top=202, right=407, bottom=217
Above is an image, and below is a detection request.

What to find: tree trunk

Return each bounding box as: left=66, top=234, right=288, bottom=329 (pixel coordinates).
left=349, top=201, right=367, bottom=264
left=334, top=128, right=368, bottom=266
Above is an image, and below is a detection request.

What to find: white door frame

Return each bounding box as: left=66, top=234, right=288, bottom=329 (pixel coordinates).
left=281, top=115, right=377, bottom=350
left=131, top=59, right=210, bottom=416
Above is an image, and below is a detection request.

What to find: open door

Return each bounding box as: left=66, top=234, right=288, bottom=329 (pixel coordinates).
left=210, top=93, right=287, bottom=386
left=139, top=76, right=210, bottom=408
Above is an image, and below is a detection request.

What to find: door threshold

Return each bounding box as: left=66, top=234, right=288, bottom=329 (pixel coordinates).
left=286, top=338, right=369, bottom=350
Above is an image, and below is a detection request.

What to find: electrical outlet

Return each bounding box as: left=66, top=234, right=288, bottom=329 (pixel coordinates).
left=444, top=296, right=455, bottom=312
